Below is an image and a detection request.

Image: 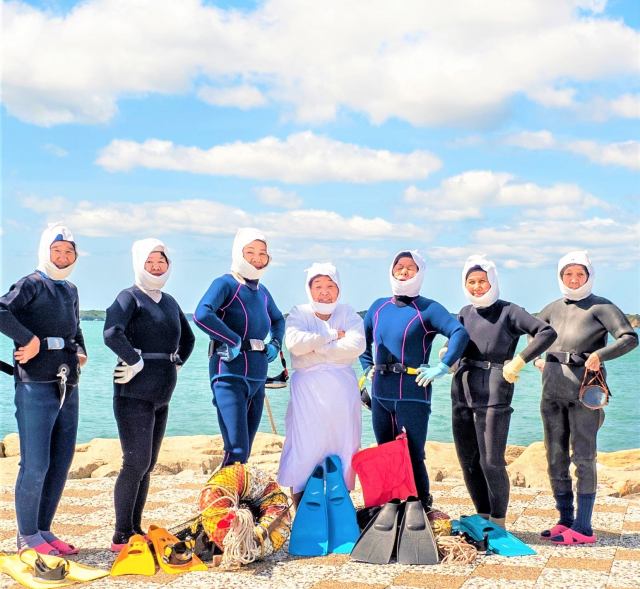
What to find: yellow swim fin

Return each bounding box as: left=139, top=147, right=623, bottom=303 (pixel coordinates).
left=147, top=525, right=207, bottom=574
left=0, top=552, right=73, bottom=589
left=110, top=534, right=156, bottom=576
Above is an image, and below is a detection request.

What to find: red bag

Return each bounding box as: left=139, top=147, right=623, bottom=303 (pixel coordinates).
left=351, top=432, right=417, bottom=507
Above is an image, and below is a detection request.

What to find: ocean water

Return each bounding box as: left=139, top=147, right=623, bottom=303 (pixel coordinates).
left=1, top=322, right=638, bottom=451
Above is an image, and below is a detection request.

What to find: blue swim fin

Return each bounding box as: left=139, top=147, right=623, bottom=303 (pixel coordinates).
left=288, top=465, right=328, bottom=556
left=325, top=455, right=360, bottom=554
left=457, top=515, right=536, bottom=557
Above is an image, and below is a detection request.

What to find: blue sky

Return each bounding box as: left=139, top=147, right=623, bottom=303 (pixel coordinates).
left=2, top=0, right=639, bottom=314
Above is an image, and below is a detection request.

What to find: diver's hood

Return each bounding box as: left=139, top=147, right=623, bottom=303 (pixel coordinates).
left=231, top=227, right=270, bottom=280
left=36, top=223, right=77, bottom=281
left=557, top=250, right=594, bottom=301
left=462, top=254, right=500, bottom=308
left=305, top=262, right=340, bottom=314
left=132, top=238, right=171, bottom=299
left=389, top=250, right=425, bottom=297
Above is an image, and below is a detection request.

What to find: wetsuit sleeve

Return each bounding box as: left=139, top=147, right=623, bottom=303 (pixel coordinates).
left=103, top=290, right=143, bottom=366
left=593, top=303, right=639, bottom=362
left=317, top=308, right=366, bottom=361
left=266, top=290, right=285, bottom=348
left=193, top=277, right=242, bottom=347
left=509, top=304, right=557, bottom=362
left=73, top=288, right=87, bottom=357
left=0, top=276, right=39, bottom=345
left=285, top=307, right=337, bottom=356
left=177, top=309, right=196, bottom=364
left=425, top=301, right=469, bottom=367
left=359, top=306, right=375, bottom=371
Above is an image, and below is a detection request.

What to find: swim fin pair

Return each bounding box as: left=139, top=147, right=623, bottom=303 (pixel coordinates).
left=111, top=526, right=208, bottom=576
left=351, top=496, right=439, bottom=565
left=0, top=549, right=108, bottom=588
left=288, top=455, right=360, bottom=556
left=456, top=515, right=536, bottom=557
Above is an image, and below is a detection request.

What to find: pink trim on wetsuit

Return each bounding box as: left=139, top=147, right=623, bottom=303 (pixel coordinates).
left=220, top=283, right=242, bottom=312
left=193, top=313, right=237, bottom=345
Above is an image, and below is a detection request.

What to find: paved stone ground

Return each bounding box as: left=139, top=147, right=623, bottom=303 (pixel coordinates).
left=1, top=471, right=639, bottom=589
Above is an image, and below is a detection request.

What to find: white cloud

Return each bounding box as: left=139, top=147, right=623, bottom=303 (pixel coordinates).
left=20, top=196, right=427, bottom=241
left=42, top=144, right=69, bottom=157
left=527, top=86, right=577, bottom=109
left=197, top=84, right=267, bottom=109
left=96, top=132, right=441, bottom=183
left=504, top=130, right=640, bottom=170
left=607, top=94, right=640, bottom=119
left=254, top=186, right=302, bottom=209
left=3, top=0, right=638, bottom=126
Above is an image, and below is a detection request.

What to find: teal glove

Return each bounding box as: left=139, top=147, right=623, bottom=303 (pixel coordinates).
left=265, top=343, right=279, bottom=362
left=415, top=362, right=449, bottom=387
left=217, top=342, right=241, bottom=362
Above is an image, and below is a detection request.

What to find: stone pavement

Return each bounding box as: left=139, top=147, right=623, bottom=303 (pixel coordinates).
left=1, top=472, right=639, bottom=589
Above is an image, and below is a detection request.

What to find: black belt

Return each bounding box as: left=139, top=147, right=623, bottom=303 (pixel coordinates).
left=372, top=363, right=416, bottom=374
left=208, top=339, right=266, bottom=358
left=40, top=337, right=77, bottom=352
left=546, top=351, right=588, bottom=366
left=140, top=352, right=181, bottom=363
left=460, top=358, right=504, bottom=370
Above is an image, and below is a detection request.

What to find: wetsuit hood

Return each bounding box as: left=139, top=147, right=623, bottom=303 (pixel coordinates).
left=132, top=238, right=171, bottom=301
left=305, top=262, right=340, bottom=314
left=231, top=227, right=270, bottom=281
left=389, top=250, right=425, bottom=297
left=462, top=255, right=500, bottom=308
left=36, top=222, right=77, bottom=281
left=557, top=250, right=594, bottom=301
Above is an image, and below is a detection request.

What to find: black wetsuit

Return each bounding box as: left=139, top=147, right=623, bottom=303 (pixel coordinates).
left=452, top=300, right=556, bottom=518
left=104, top=286, right=195, bottom=538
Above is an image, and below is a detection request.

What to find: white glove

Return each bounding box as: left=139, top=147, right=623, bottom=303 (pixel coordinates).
left=114, top=358, right=144, bottom=384
left=438, top=346, right=448, bottom=361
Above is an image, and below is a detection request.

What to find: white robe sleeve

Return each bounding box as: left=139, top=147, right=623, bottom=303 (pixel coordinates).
left=285, top=306, right=338, bottom=357
left=316, top=307, right=365, bottom=362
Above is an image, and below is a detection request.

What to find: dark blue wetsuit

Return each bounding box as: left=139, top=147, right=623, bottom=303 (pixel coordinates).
left=0, top=271, right=85, bottom=537
left=360, top=295, right=468, bottom=505
left=452, top=301, right=556, bottom=518
left=104, top=286, right=195, bottom=538
left=195, top=274, right=285, bottom=465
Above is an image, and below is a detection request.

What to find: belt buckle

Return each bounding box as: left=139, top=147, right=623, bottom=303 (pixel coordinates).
left=561, top=352, right=572, bottom=364
left=390, top=363, right=404, bottom=374
left=249, top=339, right=265, bottom=352
left=46, top=337, right=65, bottom=350
left=482, top=361, right=492, bottom=370
left=169, top=352, right=179, bottom=363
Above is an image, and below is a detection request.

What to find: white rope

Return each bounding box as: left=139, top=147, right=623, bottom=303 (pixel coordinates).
left=220, top=508, right=261, bottom=568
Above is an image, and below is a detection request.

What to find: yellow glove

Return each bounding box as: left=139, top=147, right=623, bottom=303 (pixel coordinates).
left=502, top=355, right=525, bottom=383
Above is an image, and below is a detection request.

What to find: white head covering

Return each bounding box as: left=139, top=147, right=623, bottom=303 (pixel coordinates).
left=132, top=238, right=171, bottom=302
left=305, top=262, right=341, bottom=314
left=557, top=250, right=594, bottom=301
left=389, top=250, right=425, bottom=297
left=462, top=254, right=500, bottom=308
left=36, top=222, right=77, bottom=281
left=230, top=227, right=270, bottom=281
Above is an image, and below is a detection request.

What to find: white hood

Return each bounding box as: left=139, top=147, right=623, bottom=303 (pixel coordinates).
left=558, top=250, right=594, bottom=301
left=462, top=254, right=500, bottom=308
left=132, top=238, right=171, bottom=302
left=230, top=227, right=270, bottom=280
left=36, top=223, right=77, bottom=281
left=305, top=262, right=341, bottom=314
left=389, top=250, right=425, bottom=297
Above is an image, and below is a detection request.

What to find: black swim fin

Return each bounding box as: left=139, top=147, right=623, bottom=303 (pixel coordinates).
left=350, top=499, right=400, bottom=564
left=396, top=497, right=439, bottom=565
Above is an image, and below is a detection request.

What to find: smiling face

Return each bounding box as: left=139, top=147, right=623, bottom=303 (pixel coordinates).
left=392, top=256, right=418, bottom=281
left=309, top=275, right=339, bottom=303
left=242, top=240, right=269, bottom=269
left=465, top=270, right=491, bottom=297
left=49, top=241, right=77, bottom=269
left=144, top=251, right=169, bottom=276
left=561, top=264, right=589, bottom=290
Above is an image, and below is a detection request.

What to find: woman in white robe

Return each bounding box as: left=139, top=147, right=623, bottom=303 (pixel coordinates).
left=278, top=263, right=365, bottom=505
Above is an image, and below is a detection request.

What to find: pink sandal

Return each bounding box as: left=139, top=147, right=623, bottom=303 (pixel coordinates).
left=541, top=523, right=569, bottom=539
left=19, top=542, right=60, bottom=556
left=48, top=538, right=79, bottom=555
left=550, top=528, right=596, bottom=545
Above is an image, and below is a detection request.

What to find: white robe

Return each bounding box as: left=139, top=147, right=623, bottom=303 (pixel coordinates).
left=277, top=303, right=365, bottom=493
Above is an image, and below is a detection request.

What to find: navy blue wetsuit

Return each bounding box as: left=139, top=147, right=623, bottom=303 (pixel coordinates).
left=0, top=271, right=85, bottom=536
left=194, top=274, right=285, bottom=465
left=452, top=300, right=556, bottom=518
left=360, top=295, right=468, bottom=504
left=104, top=286, right=195, bottom=537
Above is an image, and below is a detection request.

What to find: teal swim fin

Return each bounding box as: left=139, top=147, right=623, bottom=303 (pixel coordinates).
left=350, top=499, right=401, bottom=564
left=457, top=515, right=536, bottom=557
left=397, top=497, right=439, bottom=565
left=325, top=455, right=360, bottom=554
left=288, top=465, right=328, bottom=556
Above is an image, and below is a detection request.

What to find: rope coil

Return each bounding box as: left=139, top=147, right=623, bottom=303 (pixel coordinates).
left=436, top=535, right=477, bottom=565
